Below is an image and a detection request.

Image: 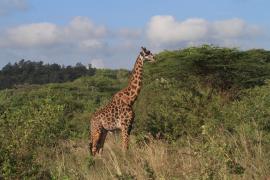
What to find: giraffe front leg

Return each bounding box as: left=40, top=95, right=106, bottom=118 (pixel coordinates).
left=121, top=128, right=130, bottom=151
left=121, top=123, right=133, bottom=151
left=90, top=128, right=102, bottom=156
left=120, top=108, right=134, bottom=152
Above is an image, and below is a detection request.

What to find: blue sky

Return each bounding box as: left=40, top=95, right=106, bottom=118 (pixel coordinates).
left=0, top=0, right=270, bottom=69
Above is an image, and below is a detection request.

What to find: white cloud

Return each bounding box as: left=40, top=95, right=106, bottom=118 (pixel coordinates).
left=212, top=18, right=246, bottom=38
left=212, top=18, right=260, bottom=38
left=0, top=0, right=28, bottom=15
left=90, top=58, right=105, bottom=69
left=79, top=39, right=105, bottom=50
left=0, top=16, right=144, bottom=69
left=146, top=15, right=262, bottom=48
left=66, top=16, right=107, bottom=39
left=118, top=28, right=142, bottom=38
left=7, top=23, right=59, bottom=47
left=0, top=15, right=266, bottom=69
left=0, top=16, right=108, bottom=48
left=147, top=16, right=208, bottom=44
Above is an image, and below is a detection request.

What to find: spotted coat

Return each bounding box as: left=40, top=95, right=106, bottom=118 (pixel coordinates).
left=89, top=47, right=155, bottom=155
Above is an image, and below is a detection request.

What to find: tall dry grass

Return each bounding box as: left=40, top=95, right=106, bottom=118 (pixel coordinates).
left=35, top=130, right=270, bottom=180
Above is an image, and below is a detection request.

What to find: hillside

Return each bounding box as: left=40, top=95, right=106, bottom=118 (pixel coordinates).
left=0, top=46, right=270, bottom=179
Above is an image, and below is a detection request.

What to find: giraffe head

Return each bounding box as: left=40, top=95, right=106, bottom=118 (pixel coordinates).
left=140, top=47, right=155, bottom=63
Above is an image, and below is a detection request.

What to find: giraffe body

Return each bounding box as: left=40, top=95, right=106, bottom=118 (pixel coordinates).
left=89, top=47, right=155, bottom=155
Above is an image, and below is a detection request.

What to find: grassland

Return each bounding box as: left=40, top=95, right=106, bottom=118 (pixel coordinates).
left=0, top=46, right=270, bottom=179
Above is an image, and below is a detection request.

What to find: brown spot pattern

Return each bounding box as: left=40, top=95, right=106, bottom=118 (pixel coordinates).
left=89, top=49, right=153, bottom=155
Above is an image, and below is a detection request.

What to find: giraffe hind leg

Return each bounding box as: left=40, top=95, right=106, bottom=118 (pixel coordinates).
left=90, top=129, right=102, bottom=156
left=89, top=130, right=93, bottom=155
left=89, top=141, right=93, bottom=155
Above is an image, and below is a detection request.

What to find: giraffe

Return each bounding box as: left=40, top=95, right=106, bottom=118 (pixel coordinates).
left=89, top=47, right=155, bottom=156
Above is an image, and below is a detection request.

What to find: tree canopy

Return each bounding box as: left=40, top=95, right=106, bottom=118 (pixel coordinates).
left=0, top=60, right=96, bottom=89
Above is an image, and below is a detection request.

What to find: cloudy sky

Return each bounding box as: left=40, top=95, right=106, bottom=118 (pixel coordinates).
left=0, top=0, right=269, bottom=69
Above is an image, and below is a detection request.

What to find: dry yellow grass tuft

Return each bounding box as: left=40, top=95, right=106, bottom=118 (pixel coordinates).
left=35, top=131, right=270, bottom=180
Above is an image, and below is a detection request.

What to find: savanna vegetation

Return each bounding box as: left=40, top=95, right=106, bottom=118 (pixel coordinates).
left=0, top=45, right=270, bottom=179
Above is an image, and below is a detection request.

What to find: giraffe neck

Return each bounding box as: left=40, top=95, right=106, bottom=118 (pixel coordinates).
left=129, top=55, right=144, bottom=91
left=127, top=55, right=144, bottom=104
left=115, top=55, right=144, bottom=105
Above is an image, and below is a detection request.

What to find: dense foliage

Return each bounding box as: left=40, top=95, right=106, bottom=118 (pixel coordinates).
left=134, top=45, right=270, bottom=139
left=0, top=60, right=96, bottom=90
left=0, top=46, right=270, bottom=179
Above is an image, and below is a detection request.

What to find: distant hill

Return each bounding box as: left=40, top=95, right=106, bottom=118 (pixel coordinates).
left=0, top=60, right=96, bottom=90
